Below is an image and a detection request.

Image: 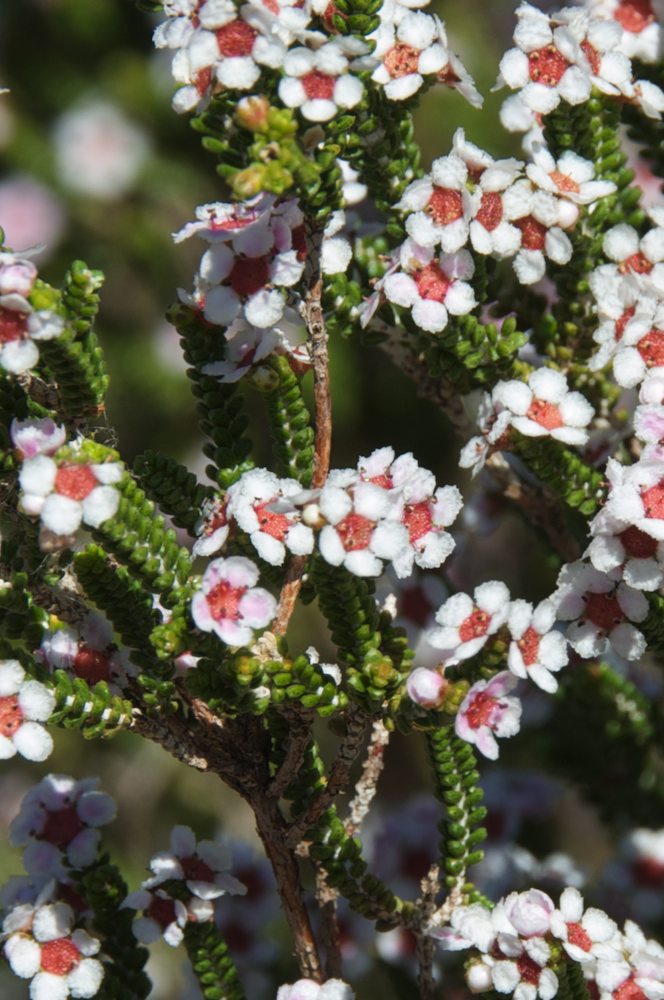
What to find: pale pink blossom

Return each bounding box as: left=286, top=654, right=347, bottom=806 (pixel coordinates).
left=507, top=599, right=568, bottom=693
left=428, top=581, right=511, bottom=665
left=455, top=671, right=522, bottom=760
left=191, top=556, right=277, bottom=646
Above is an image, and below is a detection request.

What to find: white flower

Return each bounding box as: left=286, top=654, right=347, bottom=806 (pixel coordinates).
left=526, top=144, right=617, bottom=205
left=122, top=887, right=191, bottom=947
left=226, top=469, right=314, bottom=566
left=145, top=825, right=247, bottom=901
left=277, top=979, right=355, bottom=1000
left=371, top=12, right=452, bottom=101
left=278, top=41, right=364, bottom=122
left=468, top=158, right=525, bottom=259
left=550, top=887, right=621, bottom=964
left=492, top=368, right=594, bottom=445
left=38, top=614, right=133, bottom=692
left=398, top=151, right=472, bottom=252
left=428, top=581, right=511, bottom=665
left=191, top=556, right=277, bottom=645
left=601, top=223, right=664, bottom=298
left=507, top=599, right=568, bottom=693
left=588, top=0, right=663, bottom=63
left=552, top=560, right=648, bottom=661
left=0, top=660, right=55, bottom=762
left=18, top=454, right=123, bottom=537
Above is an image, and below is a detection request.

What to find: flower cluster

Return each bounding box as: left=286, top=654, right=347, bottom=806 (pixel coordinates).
left=434, top=887, right=664, bottom=1000
left=0, top=249, right=64, bottom=374
left=122, top=824, right=246, bottom=947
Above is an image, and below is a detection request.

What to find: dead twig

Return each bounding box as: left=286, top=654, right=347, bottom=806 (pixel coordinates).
left=344, top=718, right=390, bottom=837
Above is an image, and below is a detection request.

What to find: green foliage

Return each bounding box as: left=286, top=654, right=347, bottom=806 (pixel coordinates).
left=133, top=450, right=213, bottom=534
left=167, top=302, right=254, bottom=489
left=0, top=572, right=48, bottom=648
left=184, top=921, right=246, bottom=1000
left=50, top=669, right=134, bottom=739
left=418, top=313, right=527, bottom=392
left=427, top=727, right=487, bottom=892
left=510, top=433, right=606, bottom=515
left=261, top=355, right=315, bottom=487
left=77, top=859, right=151, bottom=1000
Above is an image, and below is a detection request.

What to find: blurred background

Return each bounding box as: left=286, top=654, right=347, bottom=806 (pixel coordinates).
left=1, top=1, right=656, bottom=997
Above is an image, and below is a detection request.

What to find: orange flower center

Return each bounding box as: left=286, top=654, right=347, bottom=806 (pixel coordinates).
left=54, top=464, right=98, bottom=501
left=615, top=0, right=655, bottom=33
left=459, top=608, right=491, bottom=643
left=254, top=501, right=290, bottom=541
left=0, top=695, right=23, bottom=738
left=384, top=43, right=421, bottom=79
left=526, top=399, right=563, bottom=430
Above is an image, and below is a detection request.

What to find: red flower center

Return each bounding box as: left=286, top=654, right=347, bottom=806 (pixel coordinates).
left=414, top=262, right=451, bottom=302
left=581, top=39, right=601, bottom=75
left=641, top=479, right=664, bottom=518
left=459, top=608, right=491, bottom=643
left=566, top=921, right=593, bottom=952
left=0, top=695, right=23, bottom=738
left=40, top=937, right=80, bottom=976
left=181, top=855, right=216, bottom=882
left=632, top=856, right=664, bottom=887
left=615, top=979, right=648, bottom=1000
left=215, top=20, right=257, bottom=57
left=583, top=592, right=623, bottom=630
left=147, top=895, right=178, bottom=930
left=622, top=251, right=652, bottom=275
left=549, top=170, right=581, bottom=195
left=54, top=464, right=98, bottom=501
left=527, top=44, right=570, bottom=85
left=229, top=256, right=271, bottom=299
left=615, top=0, right=655, bottom=32
left=619, top=525, right=658, bottom=559
left=526, top=399, right=563, bottom=430
left=403, top=500, right=434, bottom=542
left=515, top=215, right=547, bottom=251
left=335, top=512, right=375, bottom=551
left=254, top=501, right=290, bottom=541
left=41, top=806, right=85, bottom=849
left=0, top=307, right=28, bottom=343
left=383, top=43, right=421, bottom=79
left=475, top=191, right=503, bottom=232
left=427, top=187, right=464, bottom=226
left=368, top=473, right=393, bottom=489
left=195, top=66, right=213, bottom=96
left=73, top=646, right=112, bottom=685
left=465, top=690, right=496, bottom=729
left=207, top=580, right=246, bottom=622
left=301, top=71, right=336, bottom=100
left=518, top=625, right=540, bottom=666
left=517, top=953, right=543, bottom=986
left=637, top=329, right=664, bottom=368
left=616, top=305, right=636, bottom=341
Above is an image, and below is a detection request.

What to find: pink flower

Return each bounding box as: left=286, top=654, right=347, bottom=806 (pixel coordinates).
left=10, top=418, right=66, bottom=459
left=455, top=671, right=522, bottom=760
left=507, top=599, right=568, bottom=693
left=406, top=666, right=447, bottom=708
left=191, top=556, right=277, bottom=646
left=145, top=824, right=247, bottom=901
left=122, top=887, right=192, bottom=947
left=18, top=452, right=123, bottom=538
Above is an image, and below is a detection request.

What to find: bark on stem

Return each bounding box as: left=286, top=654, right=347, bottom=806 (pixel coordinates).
left=251, top=792, right=323, bottom=981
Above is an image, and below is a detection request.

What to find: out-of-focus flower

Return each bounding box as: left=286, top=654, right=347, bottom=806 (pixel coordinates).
left=0, top=177, right=65, bottom=258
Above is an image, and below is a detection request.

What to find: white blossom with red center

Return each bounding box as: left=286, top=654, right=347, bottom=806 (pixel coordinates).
left=468, top=157, right=526, bottom=259
left=603, top=298, right=664, bottom=388
left=370, top=12, right=480, bottom=104
left=458, top=389, right=515, bottom=476
left=397, top=151, right=472, bottom=253
left=18, top=451, right=123, bottom=539
left=550, top=887, right=623, bottom=966
left=593, top=921, right=664, bottom=999
left=156, top=3, right=288, bottom=113
left=455, top=671, right=522, bottom=760
left=635, top=368, right=664, bottom=456
left=367, top=239, right=477, bottom=333
left=10, top=417, right=66, bottom=460
left=38, top=614, right=134, bottom=693
left=191, top=555, right=277, bottom=646
left=600, top=223, right=664, bottom=299
left=0, top=660, right=55, bottom=763
left=277, top=979, right=356, bottom=999
left=588, top=0, right=663, bottom=63
left=507, top=599, right=569, bottom=693
left=587, top=492, right=664, bottom=591
left=122, top=886, right=192, bottom=947
left=526, top=144, right=618, bottom=206
left=201, top=311, right=310, bottom=386
left=498, top=176, right=578, bottom=284
left=428, top=581, right=511, bottom=665
left=588, top=279, right=656, bottom=375
left=602, top=455, right=664, bottom=545
left=278, top=40, right=365, bottom=122
left=144, top=824, right=247, bottom=903
left=491, top=368, right=595, bottom=446
left=0, top=250, right=65, bottom=374
left=193, top=494, right=231, bottom=558
left=10, top=774, right=116, bottom=877
left=3, top=900, right=104, bottom=1000
left=497, top=2, right=592, bottom=115
left=172, top=192, right=276, bottom=246
left=226, top=468, right=315, bottom=566
left=552, top=560, right=648, bottom=661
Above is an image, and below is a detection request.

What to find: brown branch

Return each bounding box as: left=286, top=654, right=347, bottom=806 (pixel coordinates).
left=314, top=864, right=342, bottom=980
left=273, top=553, right=309, bottom=636
left=413, top=864, right=440, bottom=1000
left=268, top=708, right=314, bottom=799
left=286, top=707, right=370, bottom=847
left=344, top=718, right=390, bottom=838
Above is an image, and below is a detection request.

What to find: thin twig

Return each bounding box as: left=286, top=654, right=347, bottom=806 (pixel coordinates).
left=286, top=707, right=370, bottom=847
left=413, top=864, right=440, bottom=1000
left=345, top=718, right=390, bottom=837
left=273, top=553, right=309, bottom=636
left=268, top=709, right=314, bottom=799
left=314, top=864, right=342, bottom=980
